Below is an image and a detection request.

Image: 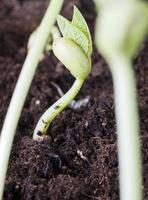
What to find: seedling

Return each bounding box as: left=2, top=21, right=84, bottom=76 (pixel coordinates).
left=0, top=1, right=64, bottom=199
left=95, top=0, right=148, bottom=200
left=33, top=6, right=92, bottom=141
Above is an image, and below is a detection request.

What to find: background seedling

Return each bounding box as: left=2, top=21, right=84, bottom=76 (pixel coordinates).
left=28, top=26, right=61, bottom=61
left=33, top=6, right=92, bottom=141
left=95, top=0, right=148, bottom=200
left=51, top=82, right=90, bottom=111
left=0, top=1, right=64, bottom=199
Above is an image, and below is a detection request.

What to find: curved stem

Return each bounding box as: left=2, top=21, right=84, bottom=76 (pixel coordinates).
left=0, top=1, right=64, bottom=199
left=109, top=56, right=142, bottom=200
left=33, top=79, right=84, bottom=140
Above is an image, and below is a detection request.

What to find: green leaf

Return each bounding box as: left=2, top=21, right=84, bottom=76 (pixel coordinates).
left=57, top=15, right=89, bottom=55
left=72, top=6, right=92, bottom=56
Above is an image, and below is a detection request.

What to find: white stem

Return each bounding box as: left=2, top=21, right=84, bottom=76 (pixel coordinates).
left=0, top=1, right=64, bottom=199
left=33, top=79, right=84, bottom=140
left=109, top=56, right=142, bottom=200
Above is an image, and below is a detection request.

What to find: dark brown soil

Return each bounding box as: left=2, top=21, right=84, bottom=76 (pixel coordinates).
left=0, top=0, right=147, bottom=199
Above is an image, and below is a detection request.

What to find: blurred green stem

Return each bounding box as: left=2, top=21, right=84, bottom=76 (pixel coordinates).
left=109, top=55, right=142, bottom=200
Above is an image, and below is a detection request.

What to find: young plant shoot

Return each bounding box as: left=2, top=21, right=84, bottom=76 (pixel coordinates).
left=33, top=6, right=92, bottom=141
left=95, top=1, right=148, bottom=200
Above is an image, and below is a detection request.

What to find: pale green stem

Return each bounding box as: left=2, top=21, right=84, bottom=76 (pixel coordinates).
left=109, top=56, right=142, bottom=200
left=33, top=79, right=84, bottom=140
left=0, top=0, right=64, bottom=199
